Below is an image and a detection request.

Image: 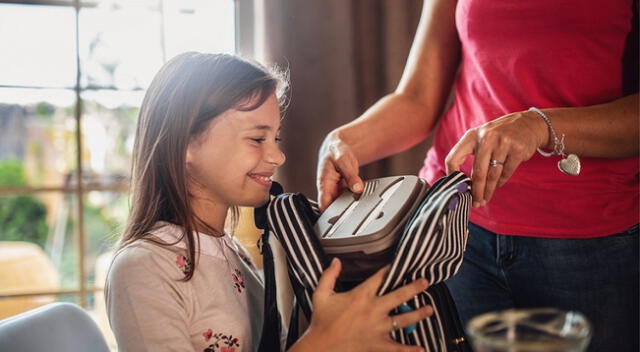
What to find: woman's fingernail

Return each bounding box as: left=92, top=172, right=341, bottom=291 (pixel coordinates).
left=481, top=200, right=487, bottom=206
left=472, top=201, right=480, bottom=208
left=353, top=183, right=363, bottom=192
left=420, top=279, right=428, bottom=289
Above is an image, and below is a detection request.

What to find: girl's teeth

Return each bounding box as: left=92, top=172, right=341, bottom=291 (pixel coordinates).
left=251, top=175, right=271, bottom=182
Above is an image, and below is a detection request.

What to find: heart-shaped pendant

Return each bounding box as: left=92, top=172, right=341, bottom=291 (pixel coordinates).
left=558, top=154, right=581, bottom=176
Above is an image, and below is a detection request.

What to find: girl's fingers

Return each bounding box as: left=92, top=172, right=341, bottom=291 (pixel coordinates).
left=314, top=258, right=341, bottom=300
left=379, top=279, right=429, bottom=311
left=387, top=306, right=433, bottom=332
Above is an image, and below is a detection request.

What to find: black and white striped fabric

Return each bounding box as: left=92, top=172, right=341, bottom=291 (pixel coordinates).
left=257, top=172, right=473, bottom=352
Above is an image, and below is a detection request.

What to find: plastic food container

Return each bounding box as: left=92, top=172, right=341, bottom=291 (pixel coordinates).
left=314, top=175, right=428, bottom=281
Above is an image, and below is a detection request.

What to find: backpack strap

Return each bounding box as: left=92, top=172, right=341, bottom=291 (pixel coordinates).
left=378, top=171, right=473, bottom=351
left=256, top=183, right=285, bottom=352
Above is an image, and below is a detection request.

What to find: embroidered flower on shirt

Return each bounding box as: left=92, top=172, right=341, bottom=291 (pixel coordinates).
left=231, top=268, right=245, bottom=293
left=203, top=328, right=213, bottom=342
left=176, top=255, right=191, bottom=275
left=203, top=331, right=240, bottom=352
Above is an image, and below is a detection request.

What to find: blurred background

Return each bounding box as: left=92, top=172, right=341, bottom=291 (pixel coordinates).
left=0, top=0, right=430, bottom=348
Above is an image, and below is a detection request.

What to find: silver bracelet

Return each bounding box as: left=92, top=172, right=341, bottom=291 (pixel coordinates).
left=529, top=107, right=564, bottom=156
left=528, top=107, right=581, bottom=176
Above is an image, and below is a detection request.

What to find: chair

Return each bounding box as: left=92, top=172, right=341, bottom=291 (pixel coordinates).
left=0, top=302, right=110, bottom=352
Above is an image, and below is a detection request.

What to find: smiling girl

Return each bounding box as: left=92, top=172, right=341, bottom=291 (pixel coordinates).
left=105, top=52, right=431, bottom=352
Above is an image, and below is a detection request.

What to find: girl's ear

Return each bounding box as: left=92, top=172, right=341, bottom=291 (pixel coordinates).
left=185, top=143, right=194, bottom=165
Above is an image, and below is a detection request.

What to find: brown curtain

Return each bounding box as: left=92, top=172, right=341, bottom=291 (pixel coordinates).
left=256, top=0, right=430, bottom=198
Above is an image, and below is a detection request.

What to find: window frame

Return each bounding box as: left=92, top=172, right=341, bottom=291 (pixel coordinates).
left=0, top=0, right=245, bottom=310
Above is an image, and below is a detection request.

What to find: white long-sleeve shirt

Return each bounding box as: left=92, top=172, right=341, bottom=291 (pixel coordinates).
left=105, top=221, right=264, bottom=352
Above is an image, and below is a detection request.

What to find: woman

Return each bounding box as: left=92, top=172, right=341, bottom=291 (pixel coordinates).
left=317, top=1, right=638, bottom=351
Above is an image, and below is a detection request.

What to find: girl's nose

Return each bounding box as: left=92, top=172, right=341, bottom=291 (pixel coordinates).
left=267, top=143, right=286, bottom=166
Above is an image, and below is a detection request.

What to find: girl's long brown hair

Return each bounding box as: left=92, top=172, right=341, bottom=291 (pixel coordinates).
left=120, top=52, right=287, bottom=280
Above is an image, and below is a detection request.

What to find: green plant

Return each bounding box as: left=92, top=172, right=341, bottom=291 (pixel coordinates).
left=0, top=160, right=49, bottom=248
left=0, top=195, right=49, bottom=247
left=0, top=159, right=25, bottom=186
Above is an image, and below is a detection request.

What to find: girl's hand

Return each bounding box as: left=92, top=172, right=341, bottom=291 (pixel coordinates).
left=445, top=110, right=548, bottom=207
left=317, top=131, right=364, bottom=211
left=300, top=258, right=432, bottom=352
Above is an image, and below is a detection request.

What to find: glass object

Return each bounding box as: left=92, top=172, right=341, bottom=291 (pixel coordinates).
left=0, top=88, right=77, bottom=187
left=81, top=90, right=142, bottom=181
left=0, top=4, right=76, bottom=88
left=79, top=3, right=164, bottom=90
left=467, top=308, right=592, bottom=352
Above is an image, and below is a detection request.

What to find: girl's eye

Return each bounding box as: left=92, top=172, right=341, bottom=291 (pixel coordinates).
left=275, top=137, right=282, bottom=143
left=250, top=138, right=265, bottom=143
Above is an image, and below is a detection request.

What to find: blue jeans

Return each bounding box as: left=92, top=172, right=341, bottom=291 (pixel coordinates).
left=446, top=223, right=639, bottom=352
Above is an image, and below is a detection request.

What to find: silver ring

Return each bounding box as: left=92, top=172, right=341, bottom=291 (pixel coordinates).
left=391, top=318, right=399, bottom=330
left=490, top=159, right=504, bottom=167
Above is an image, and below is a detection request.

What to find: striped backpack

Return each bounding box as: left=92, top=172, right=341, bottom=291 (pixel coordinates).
left=256, top=171, right=473, bottom=352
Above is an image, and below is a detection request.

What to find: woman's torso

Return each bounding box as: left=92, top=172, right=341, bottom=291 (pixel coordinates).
left=421, top=0, right=639, bottom=237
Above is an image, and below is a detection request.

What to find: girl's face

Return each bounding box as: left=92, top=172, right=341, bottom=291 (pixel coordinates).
left=186, top=94, right=285, bottom=208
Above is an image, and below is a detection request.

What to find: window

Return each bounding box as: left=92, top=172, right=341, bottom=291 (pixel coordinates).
left=0, top=0, right=239, bottom=346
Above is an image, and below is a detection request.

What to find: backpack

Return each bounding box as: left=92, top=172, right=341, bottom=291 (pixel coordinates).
left=256, top=171, right=473, bottom=352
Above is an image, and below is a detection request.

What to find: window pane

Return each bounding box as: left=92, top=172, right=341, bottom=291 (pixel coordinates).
left=79, top=3, right=164, bottom=90
left=0, top=4, right=76, bottom=88
left=81, top=90, right=142, bottom=181
left=163, top=0, right=236, bottom=58
left=0, top=191, right=79, bottom=297
left=0, top=88, right=76, bottom=187
left=83, top=191, right=128, bottom=287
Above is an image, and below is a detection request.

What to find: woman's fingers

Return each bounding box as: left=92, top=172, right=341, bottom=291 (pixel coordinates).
left=484, top=145, right=509, bottom=203
left=445, top=129, right=476, bottom=175
left=331, top=149, right=364, bottom=194
left=379, top=279, right=429, bottom=311
left=317, top=163, right=343, bottom=211
left=497, top=156, right=520, bottom=188
left=317, top=142, right=363, bottom=211
left=314, top=258, right=341, bottom=301
left=470, top=131, right=495, bottom=207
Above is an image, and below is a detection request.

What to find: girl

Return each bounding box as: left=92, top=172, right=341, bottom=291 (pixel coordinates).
left=105, top=52, right=432, bottom=352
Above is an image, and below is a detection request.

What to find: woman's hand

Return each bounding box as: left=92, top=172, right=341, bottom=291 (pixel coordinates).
left=445, top=110, right=548, bottom=207
left=317, top=131, right=365, bottom=211
left=295, top=258, right=432, bottom=352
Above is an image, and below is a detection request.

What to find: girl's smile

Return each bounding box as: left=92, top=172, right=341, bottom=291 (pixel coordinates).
left=247, top=172, right=274, bottom=188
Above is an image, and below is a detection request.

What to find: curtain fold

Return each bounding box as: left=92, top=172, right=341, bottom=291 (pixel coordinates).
left=256, top=0, right=428, bottom=197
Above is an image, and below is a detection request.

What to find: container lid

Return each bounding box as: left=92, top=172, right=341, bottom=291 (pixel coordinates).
left=315, top=175, right=425, bottom=251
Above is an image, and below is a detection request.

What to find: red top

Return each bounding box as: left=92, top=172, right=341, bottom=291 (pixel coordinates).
left=420, top=0, right=639, bottom=238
